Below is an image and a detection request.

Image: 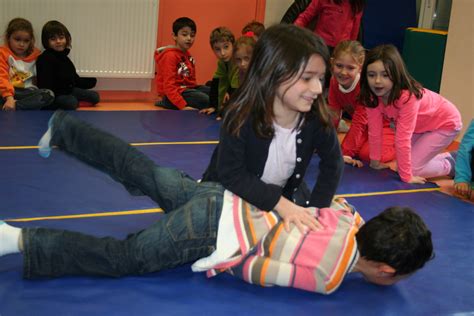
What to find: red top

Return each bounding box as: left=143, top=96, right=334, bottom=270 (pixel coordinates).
left=294, top=0, right=363, bottom=48
left=155, top=47, right=197, bottom=109
left=328, top=76, right=367, bottom=157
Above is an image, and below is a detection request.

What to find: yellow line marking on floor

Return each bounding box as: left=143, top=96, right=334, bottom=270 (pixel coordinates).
left=4, top=188, right=441, bottom=222
left=5, top=208, right=163, bottom=222
left=130, top=141, right=218, bottom=146
left=335, top=187, right=440, bottom=198
left=0, top=141, right=219, bottom=151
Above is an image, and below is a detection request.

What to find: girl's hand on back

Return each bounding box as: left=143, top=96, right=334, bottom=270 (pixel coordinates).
left=407, top=176, right=426, bottom=184
left=2, top=97, right=16, bottom=111
left=369, top=160, right=389, bottom=170
left=274, top=196, right=323, bottom=234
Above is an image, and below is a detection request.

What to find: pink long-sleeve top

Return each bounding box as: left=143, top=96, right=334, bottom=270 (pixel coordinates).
left=366, top=89, right=462, bottom=182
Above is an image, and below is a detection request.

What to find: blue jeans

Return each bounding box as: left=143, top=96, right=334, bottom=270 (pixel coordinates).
left=22, top=111, right=224, bottom=278
left=0, top=87, right=54, bottom=110
left=51, top=88, right=100, bottom=110
left=160, top=86, right=210, bottom=110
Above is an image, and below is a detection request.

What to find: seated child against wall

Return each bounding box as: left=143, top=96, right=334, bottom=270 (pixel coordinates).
left=241, top=20, right=265, bottom=41
left=0, top=18, right=54, bottom=111
left=36, top=20, right=100, bottom=110
left=155, top=17, right=210, bottom=111
left=204, top=27, right=239, bottom=119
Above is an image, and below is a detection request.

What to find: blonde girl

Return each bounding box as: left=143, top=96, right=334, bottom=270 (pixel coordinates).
left=328, top=40, right=395, bottom=167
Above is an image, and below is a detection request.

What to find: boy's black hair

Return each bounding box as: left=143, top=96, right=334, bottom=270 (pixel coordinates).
left=41, top=20, right=72, bottom=49
left=356, top=206, right=434, bottom=275
left=172, top=17, right=196, bottom=35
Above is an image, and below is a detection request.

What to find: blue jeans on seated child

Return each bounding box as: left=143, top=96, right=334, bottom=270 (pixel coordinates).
left=22, top=111, right=224, bottom=278
left=51, top=88, right=101, bottom=110
left=160, top=85, right=210, bottom=110
left=0, top=88, right=54, bottom=110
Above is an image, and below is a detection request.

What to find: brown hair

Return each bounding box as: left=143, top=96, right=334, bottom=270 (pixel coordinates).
left=223, top=24, right=331, bottom=138
left=4, top=17, right=35, bottom=56
left=233, top=35, right=256, bottom=54
left=241, top=20, right=265, bottom=39
left=359, top=44, right=422, bottom=108
left=209, top=27, right=235, bottom=47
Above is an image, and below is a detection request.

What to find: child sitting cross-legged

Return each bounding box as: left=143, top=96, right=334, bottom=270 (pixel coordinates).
left=155, top=17, right=211, bottom=111
left=36, top=20, right=100, bottom=110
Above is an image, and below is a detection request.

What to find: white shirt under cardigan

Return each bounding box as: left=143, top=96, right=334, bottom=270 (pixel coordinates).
left=193, top=119, right=299, bottom=271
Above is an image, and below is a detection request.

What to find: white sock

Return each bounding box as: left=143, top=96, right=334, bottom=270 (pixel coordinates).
left=38, top=113, right=56, bottom=158
left=0, top=221, right=21, bottom=256
left=38, top=125, right=53, bottom=158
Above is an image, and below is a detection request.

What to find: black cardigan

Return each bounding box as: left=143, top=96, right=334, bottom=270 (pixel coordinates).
left=202, top=115, right=343, bottom=210
left=36, top=48, right=96, bottom=96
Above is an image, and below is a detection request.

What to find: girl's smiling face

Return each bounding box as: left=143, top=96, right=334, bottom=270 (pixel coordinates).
left=274, top=54, right=326, bottom=120
left=331, top=52, right=362, bottom=89
left=48, top=34, right=67, bottom=52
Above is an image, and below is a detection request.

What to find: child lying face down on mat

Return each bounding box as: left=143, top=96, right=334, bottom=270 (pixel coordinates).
left=0, top=25, right=433, bottom=294
left=0, top=110, right=433, bottom=294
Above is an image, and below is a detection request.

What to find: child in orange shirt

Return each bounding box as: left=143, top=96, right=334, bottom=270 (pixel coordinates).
left=0, top=18, right=54, bottom=111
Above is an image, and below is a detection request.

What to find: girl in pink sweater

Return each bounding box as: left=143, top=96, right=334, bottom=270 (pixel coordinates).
left=359, top=44, right=462, bottom=184
left=328, top=40, right=395, bottom=167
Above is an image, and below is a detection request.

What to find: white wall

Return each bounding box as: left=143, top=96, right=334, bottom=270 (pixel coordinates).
left=264, top=0, right=294, bottom=27
left=440, top=0, right=474, bottom=137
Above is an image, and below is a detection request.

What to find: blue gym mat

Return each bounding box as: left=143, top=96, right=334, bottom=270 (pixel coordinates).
left=1, top=111, right=472, bottom=316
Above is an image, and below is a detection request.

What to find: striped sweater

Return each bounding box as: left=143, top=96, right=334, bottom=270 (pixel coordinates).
left=195, top=191, right=364, bottom=294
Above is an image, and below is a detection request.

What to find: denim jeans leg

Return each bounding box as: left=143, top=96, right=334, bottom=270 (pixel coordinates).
left=159, top=96, right=180, bottom=110
left=50, top=111, right=198, bottom=211
left=181, top=88, right=210, bottom=110
left=54, top=94, right=79, bottom=110
left=22, top=182, right=224, bottom=279
left=72, top=87, right=100, bottom=105
left=14, top=88, right=54, bottom=110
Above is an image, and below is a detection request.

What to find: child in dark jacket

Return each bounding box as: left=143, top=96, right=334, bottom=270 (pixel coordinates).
left=36, top=20, right=99, bottom=110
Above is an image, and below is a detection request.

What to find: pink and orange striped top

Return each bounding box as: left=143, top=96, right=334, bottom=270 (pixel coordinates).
left=196, top=193, right=364, bottom=295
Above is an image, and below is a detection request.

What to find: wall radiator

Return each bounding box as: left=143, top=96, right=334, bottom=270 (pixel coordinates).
left=1, top=0, right=158, bottom=78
